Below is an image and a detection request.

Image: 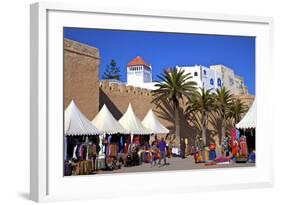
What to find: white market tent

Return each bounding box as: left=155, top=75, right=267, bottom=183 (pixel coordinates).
left=64, top=100, right=101, bottom=136
left=92, top=104, right=128, bottom=134
left=236, top=99, right=256, bottom=129
left=142, top=109, right=169, bottom=134
left=119, top=104, right=152, bottom=135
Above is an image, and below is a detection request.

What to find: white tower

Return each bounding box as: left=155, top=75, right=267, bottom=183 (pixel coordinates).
left=127, top=56, right=152, bottom=86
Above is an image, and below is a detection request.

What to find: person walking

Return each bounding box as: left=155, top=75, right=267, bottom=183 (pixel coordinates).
left=150, top=141, right=158, bottom=167
left=158, top=138, right=167, bottom=167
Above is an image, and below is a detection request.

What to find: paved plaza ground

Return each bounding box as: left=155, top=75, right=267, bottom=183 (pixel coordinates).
left=96, top=156, right=255, bottom=175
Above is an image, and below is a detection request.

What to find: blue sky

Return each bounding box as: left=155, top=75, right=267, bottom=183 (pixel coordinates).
left=64, top=28, right=255, bottom=94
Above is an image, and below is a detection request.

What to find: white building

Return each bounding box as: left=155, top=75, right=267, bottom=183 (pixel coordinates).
left=176, top=64, right=248, bottom=94
left=126, top=56, right=248, bottom=95
left=127, top=56, right=153, bottom=87
left=176, top=65, right=222, bottom=92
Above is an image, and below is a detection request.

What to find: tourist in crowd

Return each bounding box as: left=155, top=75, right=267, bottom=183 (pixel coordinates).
left=153, top=134, right=160, bottom=147
left=150, top=141, right=158, bottom=167
left=158, top=137, right=168, bottom=166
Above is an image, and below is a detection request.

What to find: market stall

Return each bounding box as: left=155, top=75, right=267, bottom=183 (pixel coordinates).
left=119, top=104, right=152, bottom=142
left=236, top=99, right=256, bottom=162
left=92, top=104, right=129, bottom=169
left=64, top=100, right=101, bottom=176
left=142, top=109, right=170, bottom=160
left=119, top=104, right=152, bottom=166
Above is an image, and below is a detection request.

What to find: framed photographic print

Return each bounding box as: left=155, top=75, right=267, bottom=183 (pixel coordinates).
left=30, top=2, right=274, bottom=202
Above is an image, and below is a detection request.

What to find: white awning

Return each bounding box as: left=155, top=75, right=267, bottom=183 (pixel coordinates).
left=119, top=104, right=152, bottom=135
left=64, top=100, right=101, bottom=136
left=92, top=104, right=128, bottom=134
left=142, top=109, right=169, bottom=134
left=236, top=99, right=256, bottom=129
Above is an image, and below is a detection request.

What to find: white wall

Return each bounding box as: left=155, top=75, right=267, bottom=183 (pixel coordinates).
left=127, top=65, right=152, bottom=85
left=201, top=65, right=217, bottom=91
left=0, top=0, right=280, bottom=205
left=178, top=65, right=203, bottom=88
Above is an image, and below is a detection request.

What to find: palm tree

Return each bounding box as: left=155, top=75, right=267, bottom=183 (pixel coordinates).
left=214, top=87, right=234, bottom=144
left=152, top=67, right=197, bottom=157
left=228, top=98, right=248, bottom=126
left=186, top=88, right=214, bottom=145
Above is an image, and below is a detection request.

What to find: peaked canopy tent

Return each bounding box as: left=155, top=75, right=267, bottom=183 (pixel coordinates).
left=119, top=104, right=152, bottom=135
left=142, top=109, right=169, bottom=134
left=119, top=104, right=152, bottom=144
left=64, top=100, right=101, bottom=161
left=92, top=104, right=128, bottom=134
left=236, top=99, right=256, bottom=129
left=65, top=100, right=101, bottom=136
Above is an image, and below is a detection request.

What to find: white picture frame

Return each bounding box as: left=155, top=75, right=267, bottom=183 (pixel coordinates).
left=30, top=2, right=274, bottom=202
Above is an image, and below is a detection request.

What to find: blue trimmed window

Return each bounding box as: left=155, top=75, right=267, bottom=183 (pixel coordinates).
left=218, top=78, right=222, bottom=87
left=210, top=78, right=214, bottom=85
left=203, top=70, right=207, bottom=75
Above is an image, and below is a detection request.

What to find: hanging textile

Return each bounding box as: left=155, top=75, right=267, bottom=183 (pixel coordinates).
left=86, top=144, right=89, bottom=160
left=236, top=129, right=240, bottom=140
left=108, top=144, right=118, bottom=157
left=134, top=135, right=141, bottom=145
left=78, top=144, right=83, bottom=159
left=72, top=145, right=78, bottom=160
left=99, top=134, right=105, bottom=155
left=124, top=142, right=129, bottom=154
left=108, top=135, right=112, bottom=144
left=86, top=144, right=92, bottom=160
left=232, top=139, right=239, bottom=157
left=92, top=144, right=97, bottom=156
left=239, top=136, right=248, bottom=156
left=79, top=161, right=87, bottom=175
left=120, top=136, right=124, bottom=149
left=64, top=136, right=68, bottom=161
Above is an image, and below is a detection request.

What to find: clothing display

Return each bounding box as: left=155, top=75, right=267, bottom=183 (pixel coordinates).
left=64, top=162, right=73, bottom=176
left=232, top=139, right=239, bottom=157
left=77, top=144, right=86, bottom=160
left=239, top=136, right=248, bottom=156
left=201, top=149, right=209, bottom=162
left=64, top=136, right=68, bottom=161
left=65, top=137, right=100, bottom=176
left=222, top=136, right=230, bottom=156
left=97, top=156, right=106, bottom=169
left=209, top=150, right=216, bottom=161
left=120, top=136, right=124, bottom=149
left=133, top=136, right=141, bottom=145
left=248, top=151, right=255, bottom=163
left=77, top=160, right=89, bottom=175
left=72, top=145, right=78, bottom=160
left=108, top=144, right=118, bottom=157
left=108, top=135, right=112, bottom=143
left=124, top=143, right=129, bottom=154
left=236, top=129, right=240, bottom=140
left=230, top=128, right=236, bottom=148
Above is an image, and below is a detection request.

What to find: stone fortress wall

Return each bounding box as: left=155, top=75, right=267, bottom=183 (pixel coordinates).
left=64, top=38, right=100, bottom=120
left=99, top=80, right=173, bottom=131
